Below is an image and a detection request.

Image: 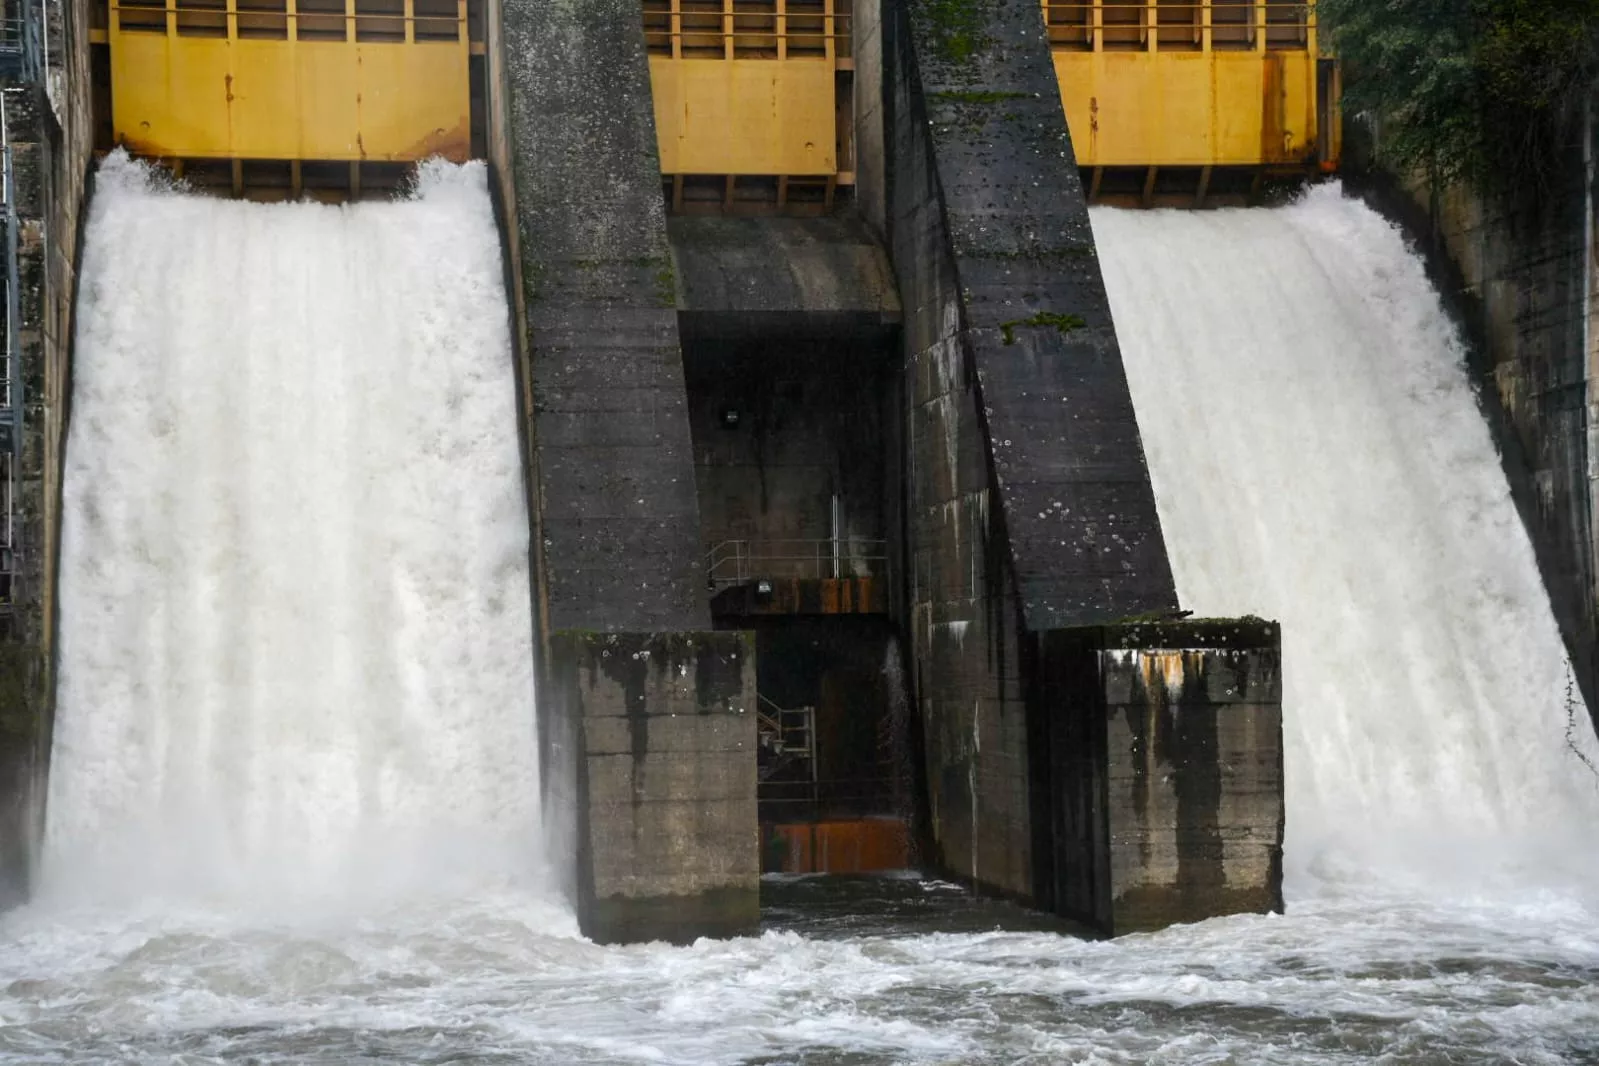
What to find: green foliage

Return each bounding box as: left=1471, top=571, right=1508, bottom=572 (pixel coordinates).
left=1321, top=0, right=1476, bottom=183
left=1322, top=0, right=1599, bottom=201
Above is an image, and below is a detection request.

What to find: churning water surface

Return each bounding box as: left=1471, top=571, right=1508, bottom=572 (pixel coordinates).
left=2, top=172, right=1597, bottom=1064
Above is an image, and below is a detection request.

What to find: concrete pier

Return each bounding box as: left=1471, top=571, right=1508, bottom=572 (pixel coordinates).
left=1032, top=620, right=1284, bottom=934
left=498, top=0, right=708, bottom=634
left=546, top=631, right=759, bottom=944
left=864, top=0, right=1180, bottom=900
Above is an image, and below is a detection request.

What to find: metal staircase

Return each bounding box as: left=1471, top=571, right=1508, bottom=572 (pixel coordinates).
left=0, top=0, right=41, bottom=84
left=756, top=694, right=816, bottom=785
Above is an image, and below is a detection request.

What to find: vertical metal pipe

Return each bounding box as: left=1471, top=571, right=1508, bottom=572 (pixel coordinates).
left=831, top=492, right=841, bottom=579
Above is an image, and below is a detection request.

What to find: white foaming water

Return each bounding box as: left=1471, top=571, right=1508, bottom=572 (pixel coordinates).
left=1090, top=184, right=1599, bottom=888
left=2, top=177, right=1598, bottom=1065
left=44, top=152, right=553, bottom=910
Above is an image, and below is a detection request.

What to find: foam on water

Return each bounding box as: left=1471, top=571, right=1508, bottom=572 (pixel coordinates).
left=43, top=151, right=554, bottom=911
left=2, top=173, right=1598, bottom=1064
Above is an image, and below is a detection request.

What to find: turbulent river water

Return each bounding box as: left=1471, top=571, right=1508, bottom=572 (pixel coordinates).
left=0, top=169, right=1596, bottom=1064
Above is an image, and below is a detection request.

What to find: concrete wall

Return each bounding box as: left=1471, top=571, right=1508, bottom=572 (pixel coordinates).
left=1033, top=620, right=1284, bottom=935
left=669, top=215, right=900, bottom=333
left=0, top=0, right=96, bottom=905
left=853, top=0, right=887, bottom=239
left=499, top=0, right=707, bottom=634
left=683, top=337, right=890, bottom=563
left=546, top=631, right=758, bottom=944
left=880, top=0, right=1178, bottom=898
left=1351, top=139, right=1599, bottom=729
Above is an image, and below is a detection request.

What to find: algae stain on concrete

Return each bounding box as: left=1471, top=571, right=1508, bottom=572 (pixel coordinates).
left=1000, top=311, right=1086, bottom=346
left=919, top=0, right=992, bottom=63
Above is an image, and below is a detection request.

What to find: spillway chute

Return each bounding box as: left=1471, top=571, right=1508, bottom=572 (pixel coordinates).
left=1091, top=184, right=1599, bottom=892
left=44, top=151, right=553, bottom=915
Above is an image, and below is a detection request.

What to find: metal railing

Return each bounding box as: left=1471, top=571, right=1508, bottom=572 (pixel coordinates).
left=757, top=694, right=816, bottom=783
left=643, top=0, right=851, bottom=58
left=0, top=0, right=43, bottom=83
left=0, top=91, right=22, bottom=612
left=1042, top=0, right=1313, bottom=51
left=704, top=537, right=888, bottom=589
left=111, top=0, right=467, bottom=44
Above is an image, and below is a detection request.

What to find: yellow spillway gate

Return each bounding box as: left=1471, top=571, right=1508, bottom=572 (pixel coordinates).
left=1044, top=0, right=1340, bottom=198
left=107, top=0, right=472, bottom=164
left=643, top=0, right=853, bottom=214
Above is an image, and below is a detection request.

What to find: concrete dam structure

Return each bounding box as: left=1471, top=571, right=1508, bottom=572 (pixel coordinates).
left=0, top=3, right=1594, bottom=1058
left=0, top=0, right=1592, bottom=1061
left=0, top=0, right=1317, bottom=940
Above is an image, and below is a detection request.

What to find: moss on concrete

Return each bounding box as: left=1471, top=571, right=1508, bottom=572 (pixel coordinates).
left=919, top=0, right=990, bottom=63
left=999, top=311, right=1086, bottom=346
left=930, top=90, right=1029, bottom=105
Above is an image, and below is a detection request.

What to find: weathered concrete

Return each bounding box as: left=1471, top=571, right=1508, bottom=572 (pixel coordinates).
left=1348, top=131, right=1599, bottom=731
left=500, top=0, right=707, bottom=634
left=0, top=0, right=95, bottom=906
left=1032, top=620, right=1284, bottom=935
left=881, top=0, right=1178, bottom=898
left=852, top=0, right=888, bottom=240
left=683, top=337, right=891, bottom=564
left=669, top=215, right=900, bottom=338
left=546, top=631, right=759, bottom=944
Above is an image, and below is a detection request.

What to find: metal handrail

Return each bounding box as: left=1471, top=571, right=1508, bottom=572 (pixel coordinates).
left=644, top=29, right=851, bottom=40
left=757, top=694, right=816, bottom=783
left=1042, top=0, right=1314, bottom=51
left=0, top=1, right=43, bottom=83
left=0, top=91, right=21, bottom=611
left=704, top=537, right=888, bottom=588
left=109, top=0, right=468, bottom=41
left=758, top=694, right=814, bottom=756
left=643, top=0, right=851, bottom=58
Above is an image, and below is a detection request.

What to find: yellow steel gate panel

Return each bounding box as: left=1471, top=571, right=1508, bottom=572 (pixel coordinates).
left=651, top=58, right=836, bottom=176
left=109, top=0, right=472, bottom=162
left=1044, top=0, right=1322, bottom=169
left=644, top=0, right=850, bottom=180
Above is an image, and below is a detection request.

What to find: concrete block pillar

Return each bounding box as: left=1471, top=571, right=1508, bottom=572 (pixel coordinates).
left=546, top=631, right=759, bottom=944
left=1032, top=620, right=1284, bottom=935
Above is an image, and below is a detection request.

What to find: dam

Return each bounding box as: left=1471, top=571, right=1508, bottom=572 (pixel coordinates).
left=0, top=0, right=1595, bottom=1060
